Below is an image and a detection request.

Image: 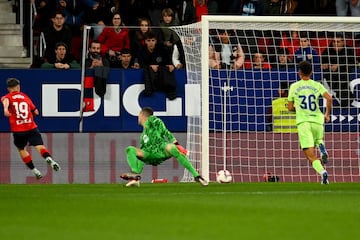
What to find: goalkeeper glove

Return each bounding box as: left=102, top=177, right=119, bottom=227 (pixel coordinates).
left=174, top=141, right=189, bottom=156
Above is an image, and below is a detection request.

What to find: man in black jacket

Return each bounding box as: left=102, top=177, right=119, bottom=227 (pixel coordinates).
left=137, top=31, right=177, bottom=100
left=321, top=33, right=356, bottom=107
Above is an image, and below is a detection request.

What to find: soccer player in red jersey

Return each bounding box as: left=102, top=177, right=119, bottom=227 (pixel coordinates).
left=1, top=78, right=60, bottom=179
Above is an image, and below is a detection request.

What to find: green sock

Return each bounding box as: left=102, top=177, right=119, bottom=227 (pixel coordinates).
left=126, top=146, right=144, bottom=174
left=169, top=145, right=199, bottom=177
left=312, top=159, right=324, bottom=175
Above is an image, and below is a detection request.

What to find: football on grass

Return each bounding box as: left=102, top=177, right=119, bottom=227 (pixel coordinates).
left=216, top=170, right=232, bottom=183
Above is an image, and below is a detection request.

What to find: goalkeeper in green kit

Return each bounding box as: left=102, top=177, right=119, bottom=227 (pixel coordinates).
left=120, top=107, right=208, bottom=187
left=288, top=61, right=332, bottom=184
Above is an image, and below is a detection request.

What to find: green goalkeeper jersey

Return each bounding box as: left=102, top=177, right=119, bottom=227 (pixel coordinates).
left=288, top=79, right=327, bottom=125
left=140, top=115, right=176, bottom=152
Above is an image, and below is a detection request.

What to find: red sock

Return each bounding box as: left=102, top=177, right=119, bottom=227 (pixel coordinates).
left=22, top=155, right=35, bottom=170
left=40, top=148, right=51, bottom=159
left=22, top=155, right=32, bottom=164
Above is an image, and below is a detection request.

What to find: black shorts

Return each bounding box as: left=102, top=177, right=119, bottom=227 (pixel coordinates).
left=13, top=128, right=44, bottom=149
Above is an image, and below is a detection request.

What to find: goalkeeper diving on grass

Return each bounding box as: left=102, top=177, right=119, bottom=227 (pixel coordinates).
left=120, top=107, right=208, bottom=187
left=288, top=61, right=332, bottom=184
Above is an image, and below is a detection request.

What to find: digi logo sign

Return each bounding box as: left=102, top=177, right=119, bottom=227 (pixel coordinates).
left=41, top=84, right=201, bottom=117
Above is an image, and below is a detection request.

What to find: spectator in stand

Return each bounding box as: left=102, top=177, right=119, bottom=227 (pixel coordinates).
left=336, top=0, right=360, bottom=16
left=115, top=0, right=143, bottom=26
left=85, top=40, right=110, bottom=69
left=130, top=17, right=152, bottom=65
left=33, top=0, right=57, bottom=31
left=244, top=51, right=271, bottom=69
left=137, top=31, right=177, bottom=100
left=263, top=0, right=283, bottom=15
left=56, top=0, right=99, bottom=36
left=284, top=0, right=298, bottom=15
left=43, top=10, right=72, bottom=62
left=257, top=30, right=278, bottom=64
left=209, top=29, right=245, bottom=70
left=263, top=0, right=298, bottom=15
left=272, top=48, right=295, bottom=70
left=55, top=0, right=99, bottom=62
left=293, top=34, right=320, bottom=72
left=159, top=8, right=180, bottom=54
left=226, top=0, right=243, bottom=15
left=194, top=0, right=208, bottom=22
left=85, top=40, right=110, bottom=97
left=97, top=12, right=131, bottom=67
left=146, top=0, right=168, bottom=26
left=240, top=0, right=264, bottom=15
left=172, top=38, right=186, bottom=70
left=107, top=0, right=120, bottom=16
left=173, top=35, right=197, bottom=70
left=177, top=0, right=196, bottom=25
left=280, top=30, right=300, bottom=61
left=310, top=31, right=332, bottom=56
left=207, top=0, right=219, bottom=14
left=116, top=48, right=140, bottom=69
left=84, top=0, right=111, bottom=40
left=41, top=42, right=80, bottom=69
left=321, top=33, right=357, bottom=107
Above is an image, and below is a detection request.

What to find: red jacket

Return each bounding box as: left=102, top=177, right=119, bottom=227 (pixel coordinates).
left=194, top=1, right=208, bottom=22
left=280, top=33, right=300, bottom=60
left=98, top=27, right=130, bottom=54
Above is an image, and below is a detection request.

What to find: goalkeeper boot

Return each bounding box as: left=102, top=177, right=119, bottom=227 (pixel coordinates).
left=321, top=171, right=329, bottom=185
left=120, top=173, right=141, bottom=181
left=125, top=179, right=140, bottom=187
left=46, top=157, right=61, bottom=171
left=195, top=175, right=208, bottom=186
left=318, top=143, right=329, bottom=164
left=32, top=168, right=43, bottom=180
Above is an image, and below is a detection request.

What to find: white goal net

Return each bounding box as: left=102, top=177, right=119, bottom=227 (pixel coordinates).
left=173, top=16, right=360, bottom=183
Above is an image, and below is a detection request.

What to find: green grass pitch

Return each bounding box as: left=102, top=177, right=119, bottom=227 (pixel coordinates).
left=0, top=182, right=359, bottom=240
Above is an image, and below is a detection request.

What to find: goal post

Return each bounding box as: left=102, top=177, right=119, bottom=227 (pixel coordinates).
left=173, top=16, right=360, bottom=183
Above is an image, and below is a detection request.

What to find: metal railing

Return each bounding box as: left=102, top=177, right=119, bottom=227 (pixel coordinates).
left=18, top=1, right=44, bottom=61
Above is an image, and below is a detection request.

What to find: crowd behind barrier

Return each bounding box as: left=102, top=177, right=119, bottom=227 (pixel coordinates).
left=1, top=68, right=359, bottom=133
left=4, top=1, right=360, bottom=134
left=14, top=1, right=359, bottom=65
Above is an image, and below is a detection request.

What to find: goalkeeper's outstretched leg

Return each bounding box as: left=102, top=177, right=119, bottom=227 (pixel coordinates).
left=119, top=106, right=208, bottom=187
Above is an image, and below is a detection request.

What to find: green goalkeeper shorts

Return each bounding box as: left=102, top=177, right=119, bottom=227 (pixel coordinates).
left=297, top=122, right=324, bottom=149
left=141, top=144, right=171, bottom=166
